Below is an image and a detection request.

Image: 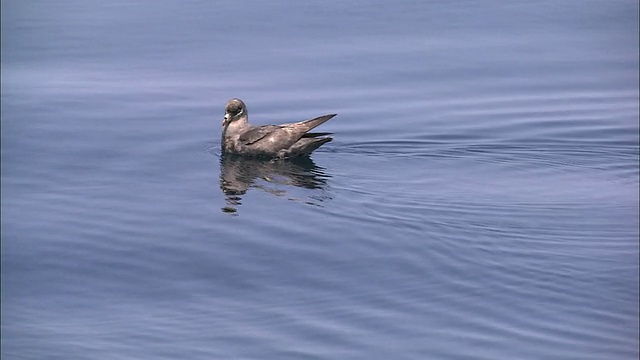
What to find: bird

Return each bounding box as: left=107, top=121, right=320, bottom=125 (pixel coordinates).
left=221, top=98, right=337, bottom=159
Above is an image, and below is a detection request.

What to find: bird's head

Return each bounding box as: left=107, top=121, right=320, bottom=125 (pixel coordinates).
left=223, top=98, right=248, bottom=128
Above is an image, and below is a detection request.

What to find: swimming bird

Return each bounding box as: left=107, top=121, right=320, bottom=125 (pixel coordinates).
left=221, top=98, right=337, bottom=159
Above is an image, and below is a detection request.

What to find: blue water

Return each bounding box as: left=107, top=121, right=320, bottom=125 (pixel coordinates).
left=2, top=1, right=638, bottom=359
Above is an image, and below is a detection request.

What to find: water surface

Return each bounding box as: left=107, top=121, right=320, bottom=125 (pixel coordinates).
left=2, top=1, right=638, bottom=359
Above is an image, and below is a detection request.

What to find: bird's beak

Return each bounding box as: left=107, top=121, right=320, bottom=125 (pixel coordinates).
left=222, top=113, right=230, bottom=127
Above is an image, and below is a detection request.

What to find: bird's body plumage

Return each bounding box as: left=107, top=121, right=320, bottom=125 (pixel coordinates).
left=221, top=98, right=337, bottom=159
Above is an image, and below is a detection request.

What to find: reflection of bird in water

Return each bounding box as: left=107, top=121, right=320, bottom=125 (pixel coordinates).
left=221, top=98, right=337, bottom=159
left=219, top=154, right=331, bottom=214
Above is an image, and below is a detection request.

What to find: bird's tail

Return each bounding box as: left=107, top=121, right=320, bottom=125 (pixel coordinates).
left=289, top=137, right=333, bottom=156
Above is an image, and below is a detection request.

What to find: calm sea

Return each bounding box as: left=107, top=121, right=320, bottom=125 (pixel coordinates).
left=2, top=1, right=638, bottom=359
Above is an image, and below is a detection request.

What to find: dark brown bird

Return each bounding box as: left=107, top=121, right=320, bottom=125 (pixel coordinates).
left=221, top=98, right=337, bottom=159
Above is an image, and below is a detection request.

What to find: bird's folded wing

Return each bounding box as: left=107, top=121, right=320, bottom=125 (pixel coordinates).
left=238, top=125, right=280, bottom=145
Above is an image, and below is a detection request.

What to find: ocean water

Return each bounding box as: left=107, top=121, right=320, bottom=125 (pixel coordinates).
left=1, top=1, right=638, bottom=359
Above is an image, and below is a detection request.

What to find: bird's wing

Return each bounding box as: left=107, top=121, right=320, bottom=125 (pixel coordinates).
left=282, top=114, right=337, bottom=133
left=238, top=125, right=281, bottom=145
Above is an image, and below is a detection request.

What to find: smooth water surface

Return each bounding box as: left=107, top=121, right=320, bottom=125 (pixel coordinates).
left=2, top=1, right=638, bottom=359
